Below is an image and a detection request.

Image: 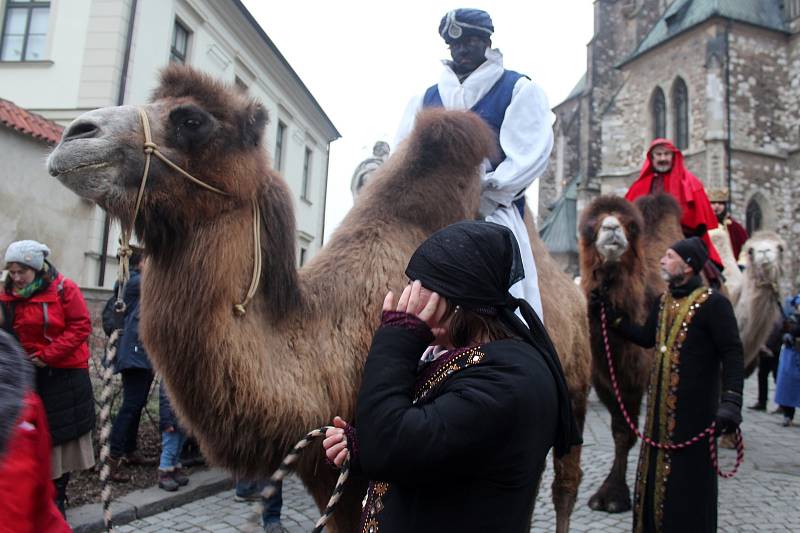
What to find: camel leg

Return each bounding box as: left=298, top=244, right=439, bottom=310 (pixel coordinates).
left=588, top=385, right=642, bottom=513
left=552, top=445, right=583, bottom=533
left=552, top=387, right=587, bottom=533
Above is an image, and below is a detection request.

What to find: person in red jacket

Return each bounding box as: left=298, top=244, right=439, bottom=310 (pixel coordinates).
left=625, top=139, right=724, bottom=271
left=0, top=240, right=95, bottom=516
left=0, top=330, right=71, bottom=532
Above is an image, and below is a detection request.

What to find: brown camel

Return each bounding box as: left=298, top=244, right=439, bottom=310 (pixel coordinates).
left=48, top=65, right=590, bottom=532
left=578, top=194, right=683, bottom=513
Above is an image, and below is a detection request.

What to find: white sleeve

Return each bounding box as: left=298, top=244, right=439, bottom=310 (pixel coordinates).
left=480, top=78, right=554, bottom=213
left=393, top=93, right=424, bottom=149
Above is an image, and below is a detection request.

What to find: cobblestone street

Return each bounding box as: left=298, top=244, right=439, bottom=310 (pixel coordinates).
left=117, top=378, right=800, bottom=532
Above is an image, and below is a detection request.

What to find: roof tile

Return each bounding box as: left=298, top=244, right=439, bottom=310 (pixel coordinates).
left=0, top=98, right=63, bottom=144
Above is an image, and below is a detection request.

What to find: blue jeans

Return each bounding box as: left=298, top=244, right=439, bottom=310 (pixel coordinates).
left=235, top=478, right=283, bottom=524
left=159, top=429, right=187, bottom=470
left=110, top=368, right=154, bottom=457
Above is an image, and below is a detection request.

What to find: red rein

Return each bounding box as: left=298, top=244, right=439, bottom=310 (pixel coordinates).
left=599, top=305, right=744, bottom=478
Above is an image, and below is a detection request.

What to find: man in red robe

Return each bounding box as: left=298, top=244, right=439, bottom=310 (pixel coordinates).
left=626, top=139, right=723, bottom=268
left=707, top=187, right=749, bottom=261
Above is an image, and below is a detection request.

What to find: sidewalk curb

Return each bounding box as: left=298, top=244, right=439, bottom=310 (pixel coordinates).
left=66, top=468, right=233, bottom=533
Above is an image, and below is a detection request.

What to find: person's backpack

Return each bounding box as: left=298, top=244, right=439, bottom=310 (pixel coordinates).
left=101, top=284, right=125, bottom=336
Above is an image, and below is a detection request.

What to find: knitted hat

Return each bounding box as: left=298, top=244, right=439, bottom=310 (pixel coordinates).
left=670, top=237, right=708, bottom=274
left=439, top=9, right=494, bottom=44
left=4, top=240, right=50, bottom=271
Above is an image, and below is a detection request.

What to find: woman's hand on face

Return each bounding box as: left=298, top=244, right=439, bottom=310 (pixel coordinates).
left=323, top=416, right=349, bottom=468
left=383, top=281, right=448, bottom=338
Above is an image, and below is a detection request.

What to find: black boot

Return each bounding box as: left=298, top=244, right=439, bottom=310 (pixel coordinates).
left=53, top=472, right=70, bottom=517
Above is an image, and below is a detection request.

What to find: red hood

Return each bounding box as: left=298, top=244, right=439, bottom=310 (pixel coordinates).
left=626, top=139, right=721, bottom=266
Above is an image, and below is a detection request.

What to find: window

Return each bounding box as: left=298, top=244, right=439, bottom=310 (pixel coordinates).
left=299, top=247, right=307, bottom=267
left=0, top=0, right=50, bottom=61
left=301, top=147, right=313, bottom=201
left=234, top=76, right=248, bottom=93
left=745, top=198, right=763, bottom=234
left=651, top=87, right=666, bottom=140
left=170, top=20, right=189, bottom=64
left=672, top=77, right=689, bottom=150
left=275, top=121, right=286, bottom=171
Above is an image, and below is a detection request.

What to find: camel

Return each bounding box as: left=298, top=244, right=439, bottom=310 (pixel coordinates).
left=709, top=226, right=743, bottom=302
left=578, top=193, right=683, bottom=513
left=734, top=231, right=787, bottom=375
left=47, top=65, right=590, bottom=532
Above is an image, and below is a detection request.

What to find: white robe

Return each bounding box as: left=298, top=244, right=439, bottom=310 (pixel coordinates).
left=395, top=49, right=554, bottom=320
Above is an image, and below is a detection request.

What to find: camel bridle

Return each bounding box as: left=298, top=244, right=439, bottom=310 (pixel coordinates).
left=117, top=107, right=262, bottom=317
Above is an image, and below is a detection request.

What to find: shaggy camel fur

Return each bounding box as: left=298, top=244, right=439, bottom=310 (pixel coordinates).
left=578, top=194, right=683, bottom=513
left=735, top=231, right=787, bottom=375
left=48, top=65, right=591, bottom=532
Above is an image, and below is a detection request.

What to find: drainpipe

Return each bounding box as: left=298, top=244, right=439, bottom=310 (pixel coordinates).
left=724, top=18, right=733, bottom=206
left=98, top=0, right=137, bottom=287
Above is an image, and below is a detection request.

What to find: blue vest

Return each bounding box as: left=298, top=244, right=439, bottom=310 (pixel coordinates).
left=422, top=69, right=526, bottom=171
left=423, top=68, right=528, bottom=217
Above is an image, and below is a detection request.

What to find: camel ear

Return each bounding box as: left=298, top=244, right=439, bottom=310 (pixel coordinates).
left=241, top=103, right=268, bottom=147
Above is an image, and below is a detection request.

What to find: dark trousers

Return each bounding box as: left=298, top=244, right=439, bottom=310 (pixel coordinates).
left=235, top=478, right=283, bottom=524
left=110, top=368, right=155, bottom=457
left=757, top=353, right=779, bottom=406
left=783, top=406, right=796, bottom=420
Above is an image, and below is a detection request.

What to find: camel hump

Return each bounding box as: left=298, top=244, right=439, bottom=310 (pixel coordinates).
left=403, top=108, right=497, bottom=172
left=633, top=193, right=682, bottom=234
left=578, top=195, right=643, bottom=245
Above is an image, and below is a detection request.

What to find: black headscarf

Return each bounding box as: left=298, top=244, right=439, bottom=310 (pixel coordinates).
left=405, top=221, right=581, bottom=458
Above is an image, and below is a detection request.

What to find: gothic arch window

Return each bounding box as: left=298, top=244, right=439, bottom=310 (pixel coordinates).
left=746, top=197, right=763, bottom=234
left=651, top=87, right=666, bottom=140
left=672, top=77, right=689, bottom=150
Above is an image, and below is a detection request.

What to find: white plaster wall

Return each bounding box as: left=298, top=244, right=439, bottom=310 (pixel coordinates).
left=0, top=128, right=99, bottom=286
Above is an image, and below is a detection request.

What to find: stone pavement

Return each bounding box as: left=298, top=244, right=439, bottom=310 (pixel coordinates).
left=116, top=378, right=800, bottom=532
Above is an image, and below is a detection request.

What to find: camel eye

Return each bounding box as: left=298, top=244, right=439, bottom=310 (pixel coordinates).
left=184, top=118, right=202, bottom=129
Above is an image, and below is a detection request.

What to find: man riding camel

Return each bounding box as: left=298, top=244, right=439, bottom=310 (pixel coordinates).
left=395, top=8, right=553, bottom=320
left=626, top=139, right=724, bottom=273
left=707, top=187, right=748, bottom=261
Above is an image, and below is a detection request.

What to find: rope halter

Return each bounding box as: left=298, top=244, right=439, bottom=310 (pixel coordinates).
left=118, top=107, right=262, bottom=317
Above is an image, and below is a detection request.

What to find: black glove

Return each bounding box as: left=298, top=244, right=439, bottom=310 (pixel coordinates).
left=588, top=288, right=607, bottom=313
left=715, top=391, right=743, bottom=435
left=589, top=287, right=625, bottom=326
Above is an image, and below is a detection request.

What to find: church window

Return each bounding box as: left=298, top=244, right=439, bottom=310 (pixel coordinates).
left=746, top=198, right=763, bottom=234
left=651, top=88, right=666, bottom=140
left=673, top=78, right=689, bottom=150
left=0, top=0, right=50, bottom=61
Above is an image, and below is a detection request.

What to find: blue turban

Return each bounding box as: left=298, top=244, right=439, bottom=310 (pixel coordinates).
left=439, top=9, right=494, bottom=44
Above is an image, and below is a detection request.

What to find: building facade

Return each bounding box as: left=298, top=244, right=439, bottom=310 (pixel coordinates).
left=0, top=0, right=338, bottom=288
left=539, top=0, right=800, bottom=288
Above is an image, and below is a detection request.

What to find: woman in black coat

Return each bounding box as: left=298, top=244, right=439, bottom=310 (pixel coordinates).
left=323, top=221, right=580, bottom=533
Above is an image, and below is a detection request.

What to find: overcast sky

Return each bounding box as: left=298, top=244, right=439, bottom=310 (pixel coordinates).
left=241, top=1, right=595, bottom=241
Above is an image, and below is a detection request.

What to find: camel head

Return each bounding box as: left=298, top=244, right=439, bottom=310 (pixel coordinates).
left=579, top=196, right=642, bottom=265
left=48, top=64, right=270, bottom=241
left=741, top=230, right=786, bottom=287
